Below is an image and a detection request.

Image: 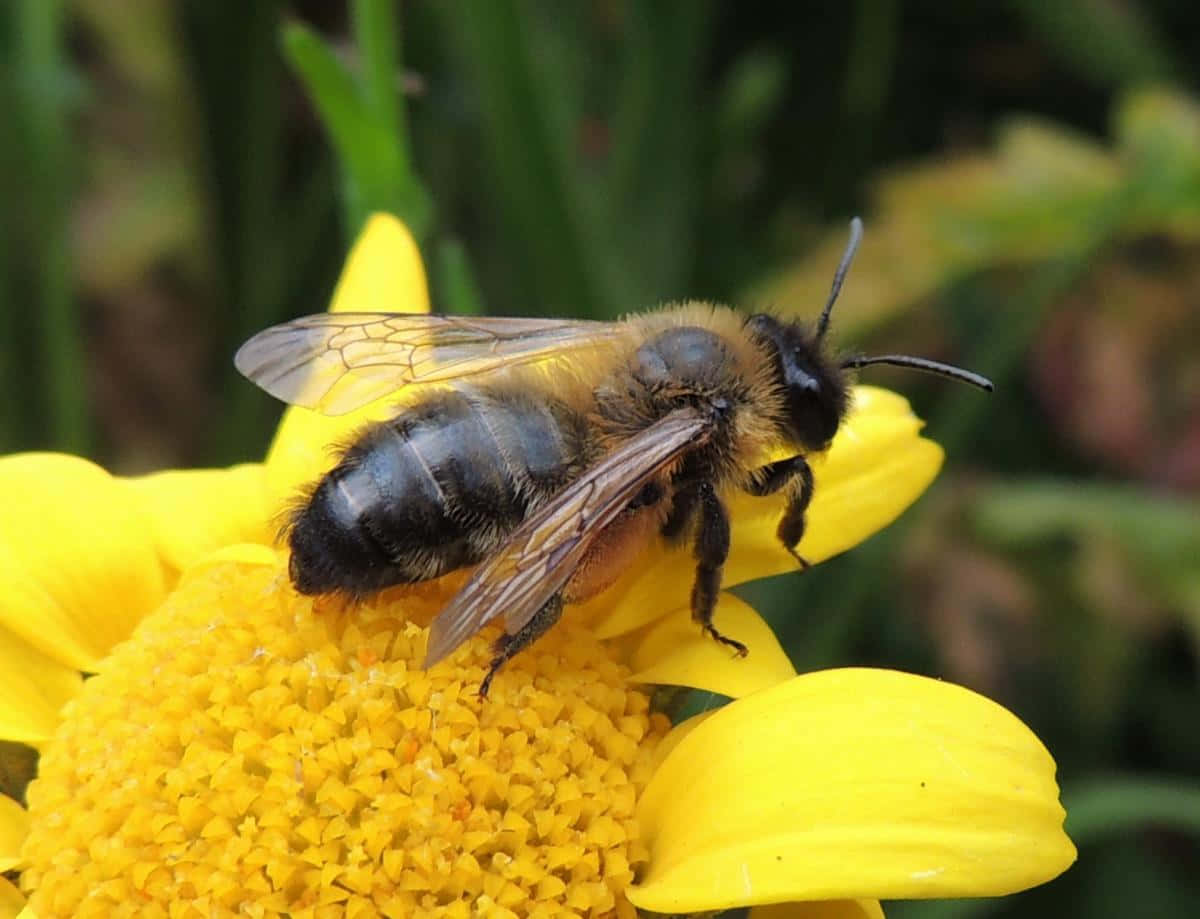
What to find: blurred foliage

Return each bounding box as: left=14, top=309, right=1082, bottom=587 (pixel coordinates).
left=757, top=92, right=1200, bottom=333
left=2, top=1, right=1199, bottom=916
left=282, top=0, right=431, bottom=238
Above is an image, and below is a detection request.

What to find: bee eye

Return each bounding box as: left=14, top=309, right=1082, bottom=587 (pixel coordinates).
left=786, top=362, right=820, bottom=393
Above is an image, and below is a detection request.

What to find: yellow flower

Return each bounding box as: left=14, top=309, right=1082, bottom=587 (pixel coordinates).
left=0, top=215, right=1075, bottom=917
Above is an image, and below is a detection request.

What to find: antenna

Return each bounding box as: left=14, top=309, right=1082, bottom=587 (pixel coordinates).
left=816, top=216, right=864, bottom=341
left=841, top=354, right=994, bottom=392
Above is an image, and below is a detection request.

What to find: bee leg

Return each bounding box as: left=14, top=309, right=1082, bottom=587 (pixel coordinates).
left=744, top=455, right=814, bottom=569
left=661, top=482, right=700, bottom=542
left=628, top=479, right=666, bottom=510
left=691, top=481, right=747, bottom=657
left=479, top=593, right=564, bottom=698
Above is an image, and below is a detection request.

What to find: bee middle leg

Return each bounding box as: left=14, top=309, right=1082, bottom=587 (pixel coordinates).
left=744, top=455, right=814, bottom=569
left=480, top=593, right=564, bottom=698
left=661, top=482, right=700, bottom=542
left=690, top=481, right=747, bottom=656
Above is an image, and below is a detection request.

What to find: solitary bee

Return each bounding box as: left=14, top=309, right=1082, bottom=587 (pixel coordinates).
left=236, top=219, right=991, bottom=695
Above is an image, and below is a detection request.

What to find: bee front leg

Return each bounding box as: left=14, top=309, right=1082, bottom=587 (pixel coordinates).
left=691, top=481, right=747, bottom=656
left=479, top=593, right=564, bottom=698
left=744, top=455, right=814, bottom=569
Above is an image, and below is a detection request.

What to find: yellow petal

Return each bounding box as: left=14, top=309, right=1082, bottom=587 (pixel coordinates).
left=0, top=877, right=24, bottom=919
left=120, top=463, right=274, bottom=575
left=751, top=900, right=885, bottom=919
left=0, top=454, right=166, bottom=671
left=652, top=711, right=714, bottom=772
left=630, top=668, right=1075, bottom=913
left=629, top=594, right=796, bottom=697
left=327, top=213, right=431, bottom=317
left=264, top=214, right=431, bottom=505
left=591, top=386, right=942, bottom=638
left=0, top=631, right=82, bottom=745
left=0, top=793, right=29, bottom=871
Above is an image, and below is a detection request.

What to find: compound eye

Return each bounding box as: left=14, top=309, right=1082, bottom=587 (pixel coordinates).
left=745, top=314, right=778, bottom=336
left=786, top=360, right=821, bottom=394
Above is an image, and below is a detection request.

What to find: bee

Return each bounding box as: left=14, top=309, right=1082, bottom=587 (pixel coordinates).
left=235, top=219, right=991, bottom=696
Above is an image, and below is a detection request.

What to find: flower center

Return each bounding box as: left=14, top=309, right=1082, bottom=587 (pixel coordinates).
left=20, top=555, right=669, bottom=917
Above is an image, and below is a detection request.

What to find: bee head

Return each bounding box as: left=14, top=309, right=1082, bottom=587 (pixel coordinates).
left=745, top=313, right=849, bottom=450
left=748, top=218, right=993, bottom=452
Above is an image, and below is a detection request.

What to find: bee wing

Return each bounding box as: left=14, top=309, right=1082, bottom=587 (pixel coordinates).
left=424, top=408, right=711, bottom=668
left=235, top=312, right=622, bottom=416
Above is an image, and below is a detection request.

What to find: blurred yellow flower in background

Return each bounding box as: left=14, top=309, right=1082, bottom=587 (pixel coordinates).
left=0, top=215, right=1074, bottom=917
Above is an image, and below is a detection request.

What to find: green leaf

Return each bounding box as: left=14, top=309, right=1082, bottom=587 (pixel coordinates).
left=11, top=0, right=89, bottom=454
left=352, top=0, right=402, bottom=158
left=714, top=48, right=787, bottom=144
left=1064, top=776, right=1200, bottom=841
left=605, top=1, right=713, bottom=303
left=349, top=0, right=431, bottom=235
left=281, top=21, right=373, bottom=229
left=972, top=481, right=1200, bottom=571
left=1010, top=0, right=1172, bottom=89
left=281, top=16, right=431, bottom=239
left=435, top=1, right=611, bottom=317
left=434, top=239, right=485, bottom=316
left=971, top=480, right=1200, bottom=641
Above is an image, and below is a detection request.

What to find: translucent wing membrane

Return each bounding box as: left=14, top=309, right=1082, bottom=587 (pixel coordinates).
left=235, top=312, right=621, bottom=415
left=425, top=409, right=710, bottom=667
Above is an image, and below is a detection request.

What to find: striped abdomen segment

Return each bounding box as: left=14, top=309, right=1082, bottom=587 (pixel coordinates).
left=287, top=386, right=589, bottom=595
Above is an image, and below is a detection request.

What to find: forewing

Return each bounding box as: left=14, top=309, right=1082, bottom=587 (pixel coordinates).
left=235, top=312, right=621, bottom=415
left=424, top=409, right=711, bottom=668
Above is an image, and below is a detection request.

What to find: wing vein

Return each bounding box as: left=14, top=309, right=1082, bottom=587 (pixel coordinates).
left=235, top=312, right=623, bottom=416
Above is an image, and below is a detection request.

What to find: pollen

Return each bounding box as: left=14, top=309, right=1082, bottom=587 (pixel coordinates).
left=19, top=555, right=669, bottom=918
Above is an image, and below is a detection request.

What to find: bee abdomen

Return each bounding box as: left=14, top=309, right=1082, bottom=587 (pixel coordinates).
left=288, top=386, right=587, bottom=595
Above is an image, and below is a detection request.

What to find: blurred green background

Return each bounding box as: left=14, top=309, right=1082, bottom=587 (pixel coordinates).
left=2, top=1, right=1199, bottom=916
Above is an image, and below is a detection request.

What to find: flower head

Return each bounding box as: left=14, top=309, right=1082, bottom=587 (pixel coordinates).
left=0, top=215, right=1075, bottom=917
left=21, top=552, right=669, bottom=917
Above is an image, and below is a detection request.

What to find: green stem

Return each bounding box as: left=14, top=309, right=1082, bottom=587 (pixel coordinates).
left=351, top=0, right=431, bottom=240
left=604, top=1, right=713, bottom=303
left=17, top=0, right=88, bottom=454
left=283, top=6, right=430, bottom=241
left=435, top=239, right=485, bottom=316
left=237, top=2, right=284, bottom=343
left=353, top=0, right=405, bottom=173
left=440, top=1, right=610, bottom=316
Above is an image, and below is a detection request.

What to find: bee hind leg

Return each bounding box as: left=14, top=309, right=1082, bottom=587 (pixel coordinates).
left=479, top=593, right=564, bottom=698
left=690, top=481, right=747, bottom=657
left=745, top=455, right=814, bottom=569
